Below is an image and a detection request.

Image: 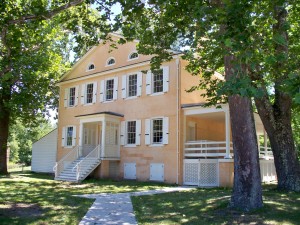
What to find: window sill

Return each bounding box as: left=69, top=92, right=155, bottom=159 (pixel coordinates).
left=149, top=144, right=164, bottom=147
left=83, top=103, right=94, bottom=106
left=63, top=146, right=74, bottom=149
left=150, top=92, right=164, bottom=97
left=124, top=96, right=138, bottom=100
left=124, top=144, right=137, bottom=148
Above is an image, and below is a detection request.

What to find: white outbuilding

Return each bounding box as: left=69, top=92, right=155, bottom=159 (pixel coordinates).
left=31, top=129, right=57, bottom=173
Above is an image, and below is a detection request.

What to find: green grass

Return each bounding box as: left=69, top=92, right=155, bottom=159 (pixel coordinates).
left=132, top=185, right=300, bottom=224
left=2, top=170, right=300, bottom=225
left=0, top=169, right=170, bottom=225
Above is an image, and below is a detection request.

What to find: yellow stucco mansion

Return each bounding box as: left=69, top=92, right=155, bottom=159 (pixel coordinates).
left=53, top=34, right=276, bottom=186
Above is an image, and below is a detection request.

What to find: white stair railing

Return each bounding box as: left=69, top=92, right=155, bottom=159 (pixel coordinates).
left=74, top=145, right=101, bottom=181
left=53, top=145, right=81, bottom=178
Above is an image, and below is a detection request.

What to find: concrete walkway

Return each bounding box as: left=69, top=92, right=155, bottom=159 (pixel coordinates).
left=78, top=187, right=194, bottom=225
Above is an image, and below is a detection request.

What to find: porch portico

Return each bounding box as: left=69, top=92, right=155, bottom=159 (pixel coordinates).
left=182, top=104, right=276, bottom=187
left=76, top=112, right=123, bottom=160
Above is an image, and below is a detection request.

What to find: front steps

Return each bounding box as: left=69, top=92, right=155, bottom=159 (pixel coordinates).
left=55, top=157, right=101, bottom=182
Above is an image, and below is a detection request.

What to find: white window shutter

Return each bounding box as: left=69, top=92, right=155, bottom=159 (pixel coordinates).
left=136, top=120, right=141, bottom=145
left=163, top=66, right=169, bottom=93
left=72, top=126, right=76, bottom=147
left=113, top=77, right=118, bottom=100
left=100, top=80, right=105, bottom=102
left=61, top=127, right=66, bottom=147
left=137, top=72, right=142, bottom=97
left=120, top=121, right=125, bottom=146
left=81, top=84, right=85, bottom=104
left=74, top=86, right=79, bottom=106
left=122, top=75, right=127, bottom=99
left=146, top=71, right=152, bottom=95
left=92, top=82, right=97, bottom=103
left=64, top=88, right=68, bottom=107
left=163, top=117, right=169, bottom=144
left=145, top=119, right=151, bottom=145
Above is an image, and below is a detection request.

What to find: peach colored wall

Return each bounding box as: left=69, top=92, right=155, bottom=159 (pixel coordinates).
left=180, top=60, right=207, bottom=105
left=57, top=40, right=180, bottom=183
left=219, top=161, right=234, bottom=187
left=185, top=116, right=226, bottom=141
left=66, top=40, right=153, bottom=81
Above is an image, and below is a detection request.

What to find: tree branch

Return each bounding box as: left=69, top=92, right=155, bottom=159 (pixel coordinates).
left=7, top=0, right=85, bottom=25
left=0, top=27, right=12, bottom=78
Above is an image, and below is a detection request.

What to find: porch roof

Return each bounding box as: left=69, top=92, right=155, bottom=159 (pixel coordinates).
left=75, top=111, right=124, bottom=118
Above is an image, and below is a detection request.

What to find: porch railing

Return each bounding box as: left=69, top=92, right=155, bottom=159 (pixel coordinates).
left=184, top=140, right=233, bottom=158
left=53, top=145, right=81, bottom=177
left=74, top=145, right=101, bottom=181
left=259, top=146, right=273, bottom=159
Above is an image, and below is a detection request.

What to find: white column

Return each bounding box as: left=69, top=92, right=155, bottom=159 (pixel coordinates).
left=101, top=120, right=106, bottom=158
left=225, top=110, right=231, bottom=159
left=79, top=122, right=83, bottom=157
left=264, top=129, right=268, bottom=158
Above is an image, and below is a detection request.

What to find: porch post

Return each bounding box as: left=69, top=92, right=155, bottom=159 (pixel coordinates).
left=79, top=122, right=83, bottom=157
left=101, top=120, right=106, bottom=158
left=225, top=109, right=231, bottom=158
left=264, top=129, right=268, bottom=158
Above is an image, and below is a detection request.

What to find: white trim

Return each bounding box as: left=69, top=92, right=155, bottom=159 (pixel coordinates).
left=183, top=104, right=229, bottom=115
left=106, top=57, right=116, bottom=67
left=128, top=51, right=139, bottom=61
left=86, top=63, right=95, bottom=71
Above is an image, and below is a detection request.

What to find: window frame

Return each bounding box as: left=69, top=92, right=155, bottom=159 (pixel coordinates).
left=62, top=125, right=76, bottom=148
left=128, top=52, right=139, bottom=61
left=106, top=57, right=116, bottom=66
left=87, top=63, right=95, bottom=71
left=146, top=66, right=169, bottom=96
left=145, top=117, right=169, bottom=146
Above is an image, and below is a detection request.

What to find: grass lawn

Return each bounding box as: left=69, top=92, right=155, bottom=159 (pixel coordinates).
left=0, top=169, right=170, bottom=225
left=132, top=185, right=300, bottom=224
left=1, top=170, right=300, bottom=225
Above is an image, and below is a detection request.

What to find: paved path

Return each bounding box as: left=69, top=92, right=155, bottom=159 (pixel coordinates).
left=78, top=187, right=194, bottom=225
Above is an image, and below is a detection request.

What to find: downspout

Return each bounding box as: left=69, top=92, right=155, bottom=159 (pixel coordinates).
left=176, top=57, right=180, bottom=185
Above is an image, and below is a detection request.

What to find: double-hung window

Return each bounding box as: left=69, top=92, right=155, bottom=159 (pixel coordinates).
left=100, top=77, right=118, bottom=102
left=81, top=82, right=97, bottom=105
left=62, top=126, right=76, bottom=147
left=122, top=72, right=142, bottom=99
left=145, top=117, right=169, bottom=146
left=64, top=86, right=78, bottom=107
left=106, top=79, right=114, bottom=101
left=146, top=66, right=169, bottom=95
left=120, top=120, right=141, bottom=146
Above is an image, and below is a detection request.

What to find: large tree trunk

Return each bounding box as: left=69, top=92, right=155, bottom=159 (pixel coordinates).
left=0, top=96, right=10, bottom=175
left=255, top=94, right=300, bottom=191
left=253, top=1, right=300, bottom=191
left=225, top=55, right=263, bottom=211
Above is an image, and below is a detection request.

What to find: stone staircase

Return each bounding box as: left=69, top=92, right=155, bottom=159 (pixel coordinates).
left=55, top=157, right=101, bottom=182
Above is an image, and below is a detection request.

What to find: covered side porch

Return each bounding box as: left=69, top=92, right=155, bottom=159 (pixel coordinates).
left=182, top=104, right=276, bottom=187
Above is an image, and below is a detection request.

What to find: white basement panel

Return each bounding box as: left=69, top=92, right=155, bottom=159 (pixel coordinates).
left=124, top=163, right=136, bottom=179
left=150, top=163, right=164, bottom=182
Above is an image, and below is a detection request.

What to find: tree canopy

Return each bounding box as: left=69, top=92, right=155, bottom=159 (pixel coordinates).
left=0, top=0, right=114, bottom=174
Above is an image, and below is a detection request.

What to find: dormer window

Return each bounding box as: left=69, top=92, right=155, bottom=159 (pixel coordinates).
left=128, top=52, right=139, bottom=60
left=87, top=63, right=95, bottom=71
left=106, top=57, right=116, bottom=66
